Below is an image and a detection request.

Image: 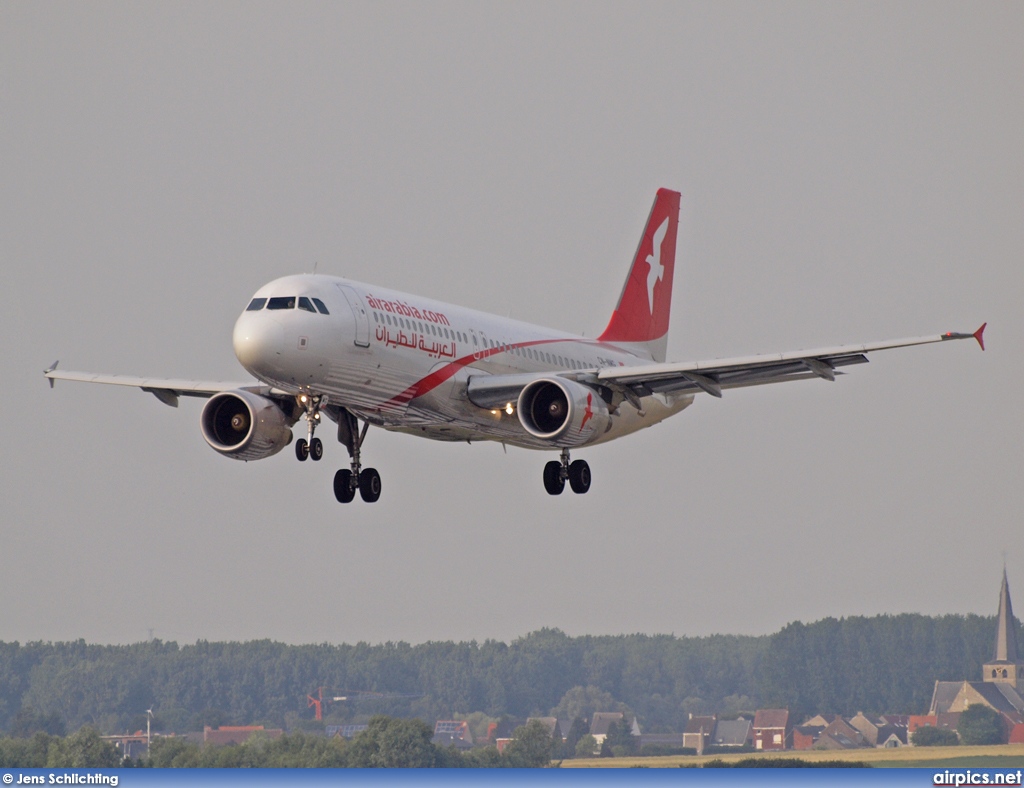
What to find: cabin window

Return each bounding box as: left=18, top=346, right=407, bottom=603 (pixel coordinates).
left=312, top=298, right=330, bottom=315
left=246, top=298, right=267, bottom=311
left=298, top=297, right=316, bottom=313
left=267, top=296, right=296, bottom=310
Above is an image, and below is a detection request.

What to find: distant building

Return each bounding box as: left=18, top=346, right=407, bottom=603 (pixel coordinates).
left=432, top=720, right=474, bottom=749
left=682, top=715, right=716, bottom=755
left=928, top=569, right=1024, bottom=739
left=526, top=717, right=560, bottom=738
left=712, top=718, right=752, bottom=748
left=590, top=712, right=623, bottom=749
left=752, top=709, right=789, bottom=751
left=326, top=724, right=368, bottom=739
left=790, top=725, right=824, bottom=750
left=203, top=725, right=283, bottom=746
left=101, top=732, right=149, bottom=760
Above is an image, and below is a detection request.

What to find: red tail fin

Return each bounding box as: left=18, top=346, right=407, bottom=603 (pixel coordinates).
left=598, top=189, right=680, bottom=362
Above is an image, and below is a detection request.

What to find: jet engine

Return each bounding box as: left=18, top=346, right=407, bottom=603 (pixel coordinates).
left=517, top=378, right=610, bottom=447
left=200, top=390, right=294, bottom=461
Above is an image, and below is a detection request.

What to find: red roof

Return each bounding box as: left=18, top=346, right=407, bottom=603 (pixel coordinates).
left=753, top=709, right=789, bottom=730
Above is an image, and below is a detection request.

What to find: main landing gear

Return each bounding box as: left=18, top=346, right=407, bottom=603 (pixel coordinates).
left=295, top=393, right=325, bottom=462
left=333, top=409, right=381, bottom=504
left=543, top=449, right=591, bottom=496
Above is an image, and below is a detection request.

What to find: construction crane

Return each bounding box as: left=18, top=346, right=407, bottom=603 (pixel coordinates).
left=306, top=687, right=424, bottom=721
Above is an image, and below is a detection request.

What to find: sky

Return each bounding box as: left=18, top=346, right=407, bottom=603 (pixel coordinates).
left=2, top=2, right=1022, bottom=647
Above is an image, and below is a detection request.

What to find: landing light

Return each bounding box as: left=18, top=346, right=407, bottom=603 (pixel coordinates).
left=505, top=403, right=514, bottom=415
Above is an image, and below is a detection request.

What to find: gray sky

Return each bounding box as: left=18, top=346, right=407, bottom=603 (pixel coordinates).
left=2, top=2, right=1021, bottom=647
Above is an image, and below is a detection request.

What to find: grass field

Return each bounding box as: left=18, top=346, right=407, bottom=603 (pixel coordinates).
left=560, top=744, right=1024, bottom=768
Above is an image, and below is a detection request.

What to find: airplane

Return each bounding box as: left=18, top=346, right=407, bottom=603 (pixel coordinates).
left=44, top=189, right=985, bottom=503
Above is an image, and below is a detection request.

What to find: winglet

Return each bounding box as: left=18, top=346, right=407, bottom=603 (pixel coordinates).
left=44, top=360, right=59, bottom=388
left=974, top=322, right=986, bottom=351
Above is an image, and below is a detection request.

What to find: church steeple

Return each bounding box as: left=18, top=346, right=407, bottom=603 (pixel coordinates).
left=984, top=568, right=1023, bottom=689
left=994, top=568, right=1019, bottom=663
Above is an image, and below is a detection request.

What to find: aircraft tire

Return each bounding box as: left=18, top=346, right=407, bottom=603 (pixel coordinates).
left=296, top=438, right=309, bottom=461
left=334, top=469, right=356, bottom=503
left=568, top=459, right=591, bottom=494
left=359, top=468, right=382, bottom=503
left=543, top=460, right=565, bottom=495
left=310, top=437, right=323, bottom=461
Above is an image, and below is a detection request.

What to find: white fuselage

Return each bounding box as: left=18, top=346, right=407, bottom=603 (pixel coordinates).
left=232, top=274, right=693, bottom=449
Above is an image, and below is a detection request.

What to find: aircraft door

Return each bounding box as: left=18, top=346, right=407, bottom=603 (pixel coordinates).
left=336, top=285, right=371, bottom=348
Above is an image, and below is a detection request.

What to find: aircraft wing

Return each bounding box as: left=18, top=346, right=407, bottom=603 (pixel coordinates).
left=596, top=325, right=986, bottom=399
left=43, top=364, right=279, bottom=408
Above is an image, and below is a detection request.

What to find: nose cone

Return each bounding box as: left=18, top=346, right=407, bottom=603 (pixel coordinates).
left=233, top=312, right=285, bottom=378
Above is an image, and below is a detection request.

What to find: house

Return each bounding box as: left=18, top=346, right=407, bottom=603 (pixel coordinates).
left=682, top=715, right=716, bottom=755
left=590, top=712, right=624, bottom=748
left=526, top=717, right=560, bottom=738
left=752, top=709, right=789, bottom=751
left=819, top=717, right=867, bottom=749
left=848, top=712, right=882, bottom=746
left=639, top=733, right=684, bottom=749
left=712, top=718, right=752, bottom=748
left=433, top=720, right=474, bottom=749
left=203, top=725, right=283, bottom=746
left=801, top=713, right=842, bottom=728
left=876, top=725, right=908, bottom=748
left=790, top=725, right=824, bottom=751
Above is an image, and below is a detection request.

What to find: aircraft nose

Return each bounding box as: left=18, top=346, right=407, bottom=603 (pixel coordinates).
left=233, top=312, right=285, bottom=376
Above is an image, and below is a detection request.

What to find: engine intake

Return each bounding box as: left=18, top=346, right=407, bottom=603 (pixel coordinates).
left=201, top=390, right=294, bottom=461
left=517, top=378, right=609, bottom=447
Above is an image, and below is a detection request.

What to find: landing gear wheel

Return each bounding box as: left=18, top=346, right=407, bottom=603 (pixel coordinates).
left=568, top=459, right=591, bottom=494
left=309, top=437, right=323, bottom=461
left=295, top=438, right=309, bottom=461
left=359, top=468, right=382, bottom=503
left=543, top=460, right=565, bottom=495
left=334, top=469, right=355, bottom=503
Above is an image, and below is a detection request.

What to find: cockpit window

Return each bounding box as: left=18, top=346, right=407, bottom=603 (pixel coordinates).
left=312, top=298, right=329, bottom=315
left=298, top=296, right=316, bottom=313
left=267, top=296, right=296, bottom=310
left=246, top=298, right=267, bottom=311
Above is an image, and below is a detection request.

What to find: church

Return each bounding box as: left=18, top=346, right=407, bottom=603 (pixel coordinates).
left=927, top=569, right=1024, bottom=737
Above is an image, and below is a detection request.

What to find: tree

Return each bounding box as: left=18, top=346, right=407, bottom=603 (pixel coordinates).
left=958, top=705, right=1005, bottom=746
left=550, top=686, right=622, bottom=727
left=46, top=727, right=120, bottom=768
left=348, top=715, right=445, bottom=767
left=575, top=734, right=598, bottom=758
left=503, top=720, right=556, bottom=767
left=562, top=716, right=588, bottom=758
left=603, top=718, right=638, bottom=757
left=8, top=707, right=65, bottom=738
left=911, top=726, right=959, bottom=747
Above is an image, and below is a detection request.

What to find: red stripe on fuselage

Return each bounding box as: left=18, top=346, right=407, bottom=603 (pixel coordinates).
left=381, top=337, right=602, bottom=409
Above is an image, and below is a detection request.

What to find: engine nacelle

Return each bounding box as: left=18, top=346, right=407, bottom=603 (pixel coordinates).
left=517, top=378, right=610, bottom=447
left=201, top=390, right=294, bottom=461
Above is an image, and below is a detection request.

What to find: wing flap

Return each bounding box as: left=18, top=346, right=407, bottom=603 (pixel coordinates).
left=598, top=328, right=983, bottom=397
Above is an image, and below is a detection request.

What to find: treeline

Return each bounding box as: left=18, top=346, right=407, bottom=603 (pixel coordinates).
left=0, top=717, right=557, bottom=768
left=0, top=614, right=1010, bottom=735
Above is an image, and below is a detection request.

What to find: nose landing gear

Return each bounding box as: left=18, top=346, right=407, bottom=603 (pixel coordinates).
left=333, top=409, right=382, bottom=504
left=543, top=449, right=591, bottom=495
left=295, top=393, right=326, bottom=462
